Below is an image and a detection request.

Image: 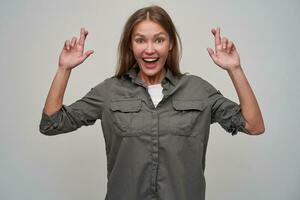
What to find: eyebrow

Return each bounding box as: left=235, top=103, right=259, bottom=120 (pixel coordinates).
left=133, top=32, right=167, bottom=37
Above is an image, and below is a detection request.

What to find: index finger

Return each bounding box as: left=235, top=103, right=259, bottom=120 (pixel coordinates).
left=212, top=27, right=221, bottom=47
left=78, top=27, right=88, bottom=46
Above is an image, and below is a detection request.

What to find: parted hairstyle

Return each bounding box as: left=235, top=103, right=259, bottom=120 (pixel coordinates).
left=114, top=5, right=183, bottom=78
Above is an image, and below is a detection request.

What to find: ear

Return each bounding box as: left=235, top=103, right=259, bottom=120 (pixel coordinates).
left=169, top=40, right=173, bottom=51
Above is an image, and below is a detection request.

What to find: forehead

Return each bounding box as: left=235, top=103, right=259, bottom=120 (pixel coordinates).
left=132, top=20, right=168, bottom=36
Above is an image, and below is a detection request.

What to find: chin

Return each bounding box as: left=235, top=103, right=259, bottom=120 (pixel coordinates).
left=139, top=66, right=163, bottom=77
left=141, top=69, right=158, bottom=76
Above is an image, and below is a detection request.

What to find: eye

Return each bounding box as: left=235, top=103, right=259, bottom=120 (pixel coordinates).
left=155, top=38, right=165, bottom=44
left=135, top=38, right=144, bottom=44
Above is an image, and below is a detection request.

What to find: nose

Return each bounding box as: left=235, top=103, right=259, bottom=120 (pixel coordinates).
left=145, top=42, right=155, bottom=54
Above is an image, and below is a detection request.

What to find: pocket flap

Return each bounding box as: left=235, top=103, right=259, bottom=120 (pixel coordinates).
left=172, top=98, right=208, bottom=111
left=110, top=98, right=142, bottom=112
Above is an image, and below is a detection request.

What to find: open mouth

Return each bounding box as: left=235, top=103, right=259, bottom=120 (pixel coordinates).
left=142, top=58, right=159, bottom=63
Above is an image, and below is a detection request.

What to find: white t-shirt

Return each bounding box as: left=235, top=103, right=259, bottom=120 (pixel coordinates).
left=147, top=84, right=163, bottom=107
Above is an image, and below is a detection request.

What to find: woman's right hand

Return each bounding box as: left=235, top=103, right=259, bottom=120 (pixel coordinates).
left=58, top=27, right=94, bottom=70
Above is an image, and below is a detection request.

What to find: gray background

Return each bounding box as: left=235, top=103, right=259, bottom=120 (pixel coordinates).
left=1, top=0, right=299, bottom=199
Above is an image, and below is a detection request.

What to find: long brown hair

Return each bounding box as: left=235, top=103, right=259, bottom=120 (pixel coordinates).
left=114, top=5, right=183, bottom=78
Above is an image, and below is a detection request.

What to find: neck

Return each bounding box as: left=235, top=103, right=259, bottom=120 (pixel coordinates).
left=138, top=68, right=166, bottom=85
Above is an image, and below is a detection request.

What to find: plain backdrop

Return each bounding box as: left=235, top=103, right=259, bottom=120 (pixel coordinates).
left=1, top=0, right=299, bottom=199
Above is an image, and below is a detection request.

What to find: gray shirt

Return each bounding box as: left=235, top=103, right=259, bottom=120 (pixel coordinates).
left=39, top=66, right=250, bottom=200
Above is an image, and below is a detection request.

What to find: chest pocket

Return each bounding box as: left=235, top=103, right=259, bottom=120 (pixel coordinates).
left=110, top=98, right=145, bottom=137
left=169, top=98, right=208, bottom=136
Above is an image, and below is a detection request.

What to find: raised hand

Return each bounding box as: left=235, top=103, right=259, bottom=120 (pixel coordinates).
left=58, top=27, right=94, bottom=70
left=207, top=27, right=241, bottom=72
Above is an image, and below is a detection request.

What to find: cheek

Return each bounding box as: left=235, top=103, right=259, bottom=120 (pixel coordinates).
left=132, top=46, right=145, bottom=57
left=157, top=46, right=170, bottom=57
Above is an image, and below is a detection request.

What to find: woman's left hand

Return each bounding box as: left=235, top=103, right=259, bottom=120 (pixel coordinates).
left=207, top=27, right=241, bottom=71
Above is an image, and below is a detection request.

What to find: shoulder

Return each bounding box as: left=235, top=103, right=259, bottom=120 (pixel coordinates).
left=179, top=73, right=218, bottom=95
left=92, top=76, right=134, bottom=95
left=93, top=76, right=122, bottom=88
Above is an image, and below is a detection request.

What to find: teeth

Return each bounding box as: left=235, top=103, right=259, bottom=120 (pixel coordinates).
left=143, top=58, right=158, bottom=62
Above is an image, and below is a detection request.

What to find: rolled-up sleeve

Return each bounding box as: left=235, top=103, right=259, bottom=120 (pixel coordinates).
left=207, top=86, right=250, bottom=136
left=39, top=80, right=107, bottom=136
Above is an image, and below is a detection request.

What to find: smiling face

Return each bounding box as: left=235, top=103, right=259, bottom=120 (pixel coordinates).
left=131, top=20, right=172, bottom=83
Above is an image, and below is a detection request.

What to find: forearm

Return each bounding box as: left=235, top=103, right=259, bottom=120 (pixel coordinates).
left=43, top=67, right=72, bottom=116
left=227, top=66, right=265, bottom=134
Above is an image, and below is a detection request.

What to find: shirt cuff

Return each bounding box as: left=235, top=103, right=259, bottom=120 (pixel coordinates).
left=230, top=112, right=251, bottom=136
left=39, top=107, right=63, bottom=134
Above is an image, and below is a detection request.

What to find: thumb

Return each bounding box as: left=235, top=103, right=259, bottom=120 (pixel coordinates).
left=80, top=50, right=94, bottom=62
left=207, top=48, right=217, bottom=61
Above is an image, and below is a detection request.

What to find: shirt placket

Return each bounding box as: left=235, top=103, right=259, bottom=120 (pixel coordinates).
left=131, top=77, right=172, bottom=196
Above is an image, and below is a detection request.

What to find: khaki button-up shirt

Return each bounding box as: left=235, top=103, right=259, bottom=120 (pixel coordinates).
left=39, top=66, right=250, bottom=200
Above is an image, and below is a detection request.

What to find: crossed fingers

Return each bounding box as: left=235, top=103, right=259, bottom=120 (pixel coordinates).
left=64, top=27, right=88, bottom=51
left=211, top=27, right=235, bottom=54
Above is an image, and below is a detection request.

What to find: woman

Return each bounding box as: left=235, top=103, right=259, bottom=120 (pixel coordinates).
left=39, top=5, right=265, bottom=200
